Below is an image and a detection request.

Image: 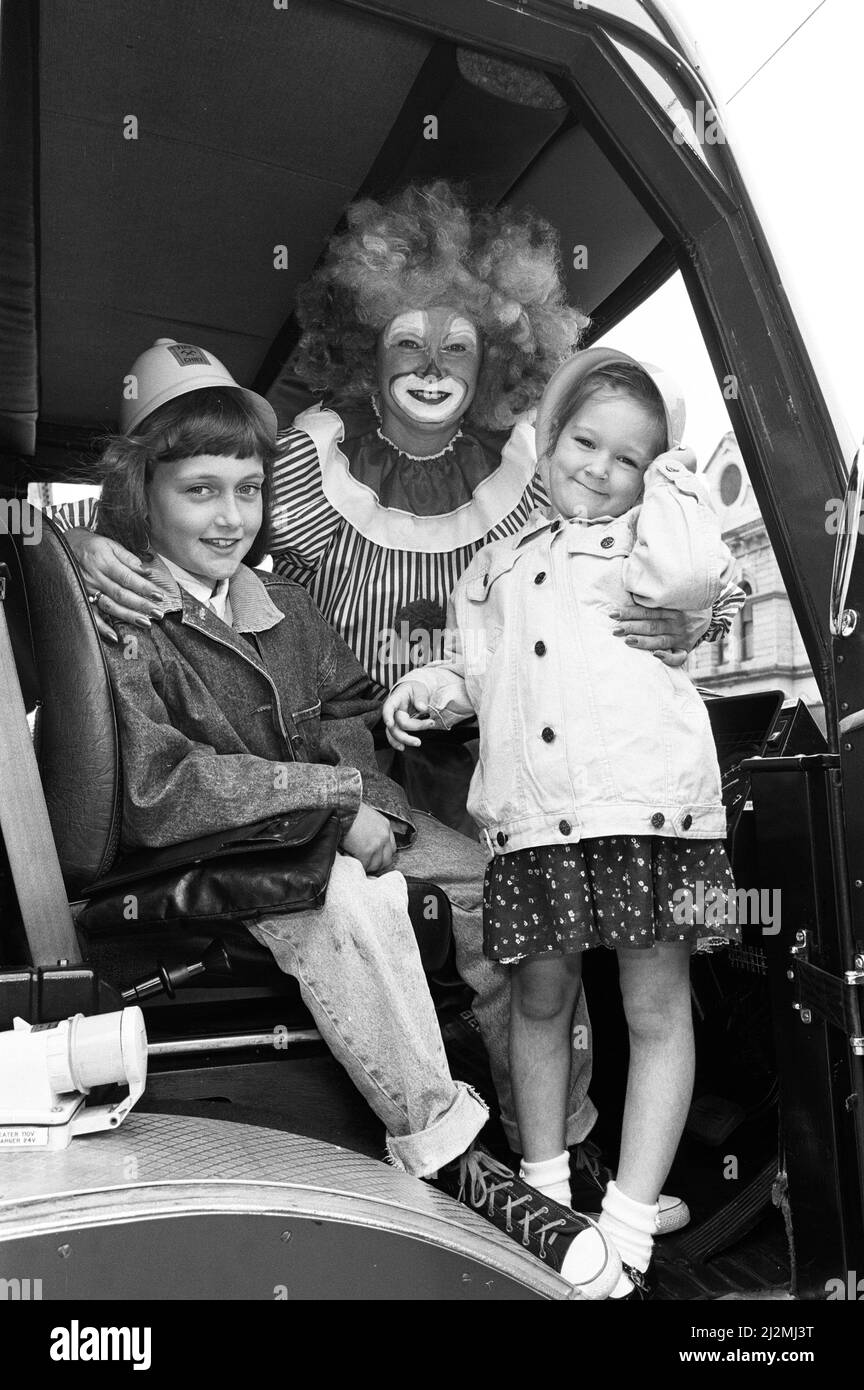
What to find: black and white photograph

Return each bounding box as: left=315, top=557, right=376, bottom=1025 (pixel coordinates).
left=0, top=0, right=861, bottom=1352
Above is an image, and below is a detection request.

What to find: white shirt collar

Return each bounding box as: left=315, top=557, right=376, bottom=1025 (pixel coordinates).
left=157, top=554, right=232, bottom=623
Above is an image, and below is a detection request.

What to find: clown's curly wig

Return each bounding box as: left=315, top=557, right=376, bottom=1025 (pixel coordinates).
left=294, top=181, right=588, bottom=430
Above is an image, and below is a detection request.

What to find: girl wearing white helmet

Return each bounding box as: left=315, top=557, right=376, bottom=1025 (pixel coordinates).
left=384, top=347, right=742, bottom=1299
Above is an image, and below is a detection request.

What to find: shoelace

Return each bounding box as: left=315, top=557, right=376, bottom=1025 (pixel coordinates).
left=458, top=1151, right=570, bottom=1259
left=623, top=1264, right=653, bottom=1296
left=571, top=1138, right=606, bottom=1188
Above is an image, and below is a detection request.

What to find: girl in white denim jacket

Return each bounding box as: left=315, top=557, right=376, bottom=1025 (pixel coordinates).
left=384, top=347, right=740, bottom=1299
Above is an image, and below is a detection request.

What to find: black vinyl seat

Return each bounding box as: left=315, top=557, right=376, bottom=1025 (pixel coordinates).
left=1, top=506, right=455, bottom=1008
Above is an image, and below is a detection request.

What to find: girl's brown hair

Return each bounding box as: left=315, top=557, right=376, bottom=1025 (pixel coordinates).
left=546, top=362, right=669, bottom=460
left=96, top=388, right=276, bottom=567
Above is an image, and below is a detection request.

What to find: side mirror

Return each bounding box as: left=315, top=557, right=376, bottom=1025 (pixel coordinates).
left=830, top=445, right=864, bottom=638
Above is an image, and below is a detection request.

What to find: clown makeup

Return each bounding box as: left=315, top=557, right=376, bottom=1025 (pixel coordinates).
left=376, top=307, right=481, bottom=438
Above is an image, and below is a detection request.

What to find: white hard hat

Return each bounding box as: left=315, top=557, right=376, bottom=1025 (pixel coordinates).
left=120, top=338, right=278, bottom=440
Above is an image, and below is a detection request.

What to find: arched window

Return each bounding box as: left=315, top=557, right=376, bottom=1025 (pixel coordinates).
left=739, top=581, right=754, bottom=660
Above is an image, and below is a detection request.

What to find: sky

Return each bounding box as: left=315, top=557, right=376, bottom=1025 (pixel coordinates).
left=598, top=0, right=863, bottom=468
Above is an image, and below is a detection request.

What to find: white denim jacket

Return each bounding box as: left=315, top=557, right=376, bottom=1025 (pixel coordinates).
left=399, top=453, right=738, bottom=856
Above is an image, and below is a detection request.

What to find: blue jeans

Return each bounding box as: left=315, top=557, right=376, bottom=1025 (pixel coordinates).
left=248, top=851, right=488, bottom=1177
left=397, top=810, right=596, bottom=1151
left=251, top=811, right=596, bottom=1173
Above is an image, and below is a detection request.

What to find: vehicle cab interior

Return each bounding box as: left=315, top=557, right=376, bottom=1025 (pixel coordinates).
left=1, top=0, right=862, bottom=1301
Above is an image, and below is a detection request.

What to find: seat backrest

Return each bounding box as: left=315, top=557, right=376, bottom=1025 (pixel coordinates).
left=3, top=504, right=121, bottom=892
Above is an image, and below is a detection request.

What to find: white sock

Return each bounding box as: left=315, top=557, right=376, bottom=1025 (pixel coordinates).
left=598, top=1179, right=659, bottom=1297
left=520, top=1151, right=571, bottom=1207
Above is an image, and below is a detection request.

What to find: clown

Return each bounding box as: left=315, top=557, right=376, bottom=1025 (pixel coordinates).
left=267, top=182, right=739, bottom=692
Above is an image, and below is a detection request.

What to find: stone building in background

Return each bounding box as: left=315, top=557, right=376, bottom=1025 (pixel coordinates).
left=687, top=433, right=825, bottom=730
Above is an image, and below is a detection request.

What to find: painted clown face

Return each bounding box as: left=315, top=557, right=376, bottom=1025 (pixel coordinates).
left=376, top=307, right=482, bottom=434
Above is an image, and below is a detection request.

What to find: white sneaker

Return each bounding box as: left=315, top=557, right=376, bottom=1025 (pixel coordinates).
left=656, top=1192, right=691, bottom=1234
left=570, top=1140, right=690, bottom=1235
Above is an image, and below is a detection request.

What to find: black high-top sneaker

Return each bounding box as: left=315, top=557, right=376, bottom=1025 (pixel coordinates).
left=434, top=1144, right=621, bottom=1300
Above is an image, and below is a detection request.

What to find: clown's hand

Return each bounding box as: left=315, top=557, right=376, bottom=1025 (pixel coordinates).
left=611, top=604, right=691, bottom=667
left=66, top=529, right=165, bottom=642
left=383, top=682, right=436, bottom=751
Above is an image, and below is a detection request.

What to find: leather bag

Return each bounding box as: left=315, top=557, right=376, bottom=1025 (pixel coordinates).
left=76, top=809, right=340, bottom=930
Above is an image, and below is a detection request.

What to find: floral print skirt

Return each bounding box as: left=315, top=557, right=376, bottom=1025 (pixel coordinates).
left=483, top=835, right=739, bottom=964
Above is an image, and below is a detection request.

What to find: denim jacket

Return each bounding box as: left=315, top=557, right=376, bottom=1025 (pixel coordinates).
left=105, top=559, right=412, bottom=851
left=401, top=455, right=737, bottom=855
